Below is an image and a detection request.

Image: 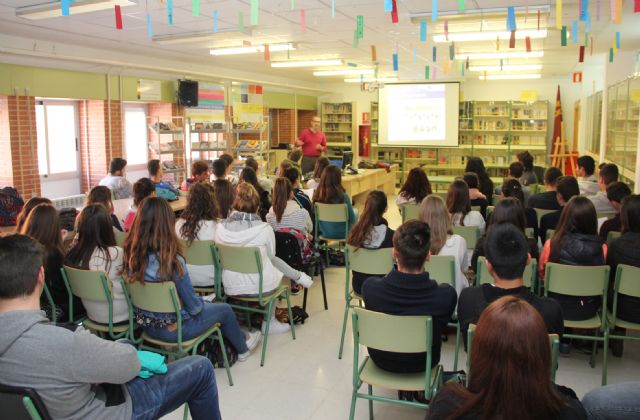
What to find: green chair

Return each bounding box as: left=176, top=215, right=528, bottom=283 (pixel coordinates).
left=181, top=240, right=218, bottom=297
left=607, top=264, right=640, bottom=357
left=470, top=205, right=481, bottom=213
left=401, top=203, right=419, bottom=223
left=475, top=256, right=537, bottom=292
left=467, top=324, right=560, bottom=383
left=349, top=308, right=443, bottom=419
left=452, top=225, right=481, bottom=251
left=0, top=383, right=51, bottom=420
left=114, top=229, right=127, bottom=247
left=122, top=279, right=234, bottom=386
left=340, top=245, right=394, bottom=359
left=60, top=266, right=134, bottom=340
left=524, top=227, right=535, bottom=239
left=543, top=263, right=610, bottom=385
left=606, top=231, right=621, bottom=247
left=528, top=183, right=539, bottom=195
left=314, top=203, right=350, bottom=264
left=42, top=282, right=57, bottom=325
left=486, top=206, right=495, bottom=219
left=212, top=243, right=295, bottom=367
left=425, top=255, right=461, bottom=371
left=546, top=229, right=555, bottom=241
left=597, top=212, right=617, bottom=220
left=534, top=208, right=556, bottom=226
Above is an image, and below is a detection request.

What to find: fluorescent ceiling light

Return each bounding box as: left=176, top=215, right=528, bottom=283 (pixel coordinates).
left=271, top=59, right=343, bottom=68
left=314, top=69, right=374, bottom=76
left=210, top=43, right=295, bottom=56
left=409, top=5, right=550, bottom=21
left=154, top=30, right=253, bottom=45
left=344, top=77, right=399, bottom=83
left=16, top=0, right=135, bottom=20
left=479, top=74, right=542, bottom=80
left=456, top=51, right=544, bottom=60
left=433, top=29, right=547, bottom=43
left=469, top=64, right=543, bottom=72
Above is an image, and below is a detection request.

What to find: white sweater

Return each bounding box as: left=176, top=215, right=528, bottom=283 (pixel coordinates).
left=451, top=211, right=486, bottom=235
left=266, top=200, right=313, bottom=234
left=175, top=219, right=218, bottom=287
left=82, top=247, right=128, bottom=324
left=437, top=234, right=469, bottom=296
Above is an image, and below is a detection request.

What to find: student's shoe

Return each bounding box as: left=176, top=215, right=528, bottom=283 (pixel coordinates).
left=559, top=342, right=571, bottom=356
left=238, top=331, right=262, bottom=362
left=262, top=317, right=291, bottom=335
left=290, top=283, right=303, bottom=296
left=295, top=272, right=314, bottom=288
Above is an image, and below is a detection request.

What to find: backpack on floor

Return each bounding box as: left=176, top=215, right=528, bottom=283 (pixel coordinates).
left=197, top=336, right=238, bottom=369
left=0, top=187, right=23, bottom=226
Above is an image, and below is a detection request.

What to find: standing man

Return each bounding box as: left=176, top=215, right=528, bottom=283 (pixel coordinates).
left=296, top=115, right=326, bottom=175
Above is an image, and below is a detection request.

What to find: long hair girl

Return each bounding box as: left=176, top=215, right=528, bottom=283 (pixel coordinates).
left=398, top=168, right=433, bottom=204
left=66, top=204, right=117, bottom=270
left=447, top=179, right=471, bottom=226
left=347, top=190, right=387, bottom=249
left=418, top=195, right=453, bottom=255
left=272, top=177, right=293, bottom=223
left=313, top=164, right=344, bottom=203
left=178, top=183, right=219, bottom=245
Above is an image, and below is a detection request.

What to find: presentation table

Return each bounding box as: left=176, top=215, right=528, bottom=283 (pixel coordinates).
left=113, top=196, right=187, bottom=223
left=428, top=175, right=504, bottom=187
left=341, top=166, right=397, bottom=207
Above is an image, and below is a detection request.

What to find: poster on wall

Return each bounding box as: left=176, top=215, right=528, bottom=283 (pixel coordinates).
left=137, top=79, right=161, bottom=101
left=186, top=83, right=226, bottom=124
left=231, top=84, right=264, bottom=129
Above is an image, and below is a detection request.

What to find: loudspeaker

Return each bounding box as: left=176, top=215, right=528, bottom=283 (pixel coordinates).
left=178, top=80, right=198, bottom=107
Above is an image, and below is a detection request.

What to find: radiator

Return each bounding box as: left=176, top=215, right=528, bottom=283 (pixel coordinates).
left=51, top=194, right=86, bottom=210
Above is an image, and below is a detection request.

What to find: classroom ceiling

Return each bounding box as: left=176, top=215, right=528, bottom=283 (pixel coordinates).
left=0, top=0, right=638, bottom=86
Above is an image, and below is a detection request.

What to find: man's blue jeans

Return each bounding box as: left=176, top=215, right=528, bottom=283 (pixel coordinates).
left=126, top=355, right=222, bottom=420
left=582, top=382, right=640, bottom=419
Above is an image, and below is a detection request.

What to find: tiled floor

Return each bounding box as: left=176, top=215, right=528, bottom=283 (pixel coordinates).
left=163, top=195, right=640, bottom=420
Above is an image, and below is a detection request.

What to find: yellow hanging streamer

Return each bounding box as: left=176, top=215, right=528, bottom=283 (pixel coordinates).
left=556, top=0, right=562, bottom=30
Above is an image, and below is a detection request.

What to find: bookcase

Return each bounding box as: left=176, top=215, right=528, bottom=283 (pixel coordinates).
left=148, top=115, right=186, bottom=183
left=321, top=102, right=356, bottom=158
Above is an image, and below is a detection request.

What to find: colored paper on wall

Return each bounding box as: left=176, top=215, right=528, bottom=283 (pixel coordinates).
left=264, top=44, right=270, bottom=61
left=250, top=0, right=259, bottom=25
left=61, top=0, right=69, bottom=16
left=525, top=36, right=532, bottom=52
left=213, top=10, right=218, bottom=32
left=420, top=19, right=427, bottom=42
left=432, top=46, right=437, bottom=62
left=585, top=32, right=589, bottom=46
left=579, top=45, right=585, bottom=62
left=449, top=43, right=454, bottom=60
left=572, top=21, right=578, bottom=44
left=561, top=26, right=567, bottom=46
left=300, top=9, right=306, bottom=32
left=432, top=0, right=438, bottom=21
left=507, top=6, right=516, bottom=31
left=146, top=13, right=152, bottom=37
left=371, top=45, right=377, bottom=62
left=167, top=0, right=173, bottom=25
left=425, top=65, right=430, bottom=79
left=458, top=0, right=465, bottom=11
left=384, top=0, right=393, bottom=12
left=357, top=15, right=364, bottom=38
left=239, top=12, right=244, bottom=31
left=615, top=31, right=620, bottom=49
left=556, top=0, right=562, bottom=29
left=391, top=0, right=398, bottom=23
left=115, top=5, right=123, bottom=29
left=461, top=61, right=465, bottom=76
left=193, top=0, right=200, bottom=17
left=509, top=30, right=516, bottom=48
left=392, top=53, right=398, bottom=71
left=291, top=0, right=295, bottom=10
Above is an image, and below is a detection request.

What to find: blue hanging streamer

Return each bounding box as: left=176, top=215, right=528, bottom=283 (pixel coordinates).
left=167, top=0, right=173, bottom=25
left=214, top=10, right=218, bottom=32
left=506, top=6, right=516, bottom=31
left=420, top=19, right=427, bottom=42
left=384, top=0, right=393, bottom=12
left=392, top=53, right=398, bottom=71
left=616, top=32, right=620, bottom=49
left=572, top=20, right=578, bottom=44
left=580, top=0, right=588, bottom=21
left=61, top=0, right=70, bottom=16
left=146, top=13, right=152, bottom=37
left=432, top=0, right=438, bottom=21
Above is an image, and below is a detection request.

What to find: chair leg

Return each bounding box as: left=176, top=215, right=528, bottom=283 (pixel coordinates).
left=590, top=337, right=598, bottom=368
left=302, top=288, right=308, bottom=314
left=367, top=384, right=374, bottom=420
left=453, top=322, right=461, bottom=371
left=320, top=267, right=328, bottom=310
left=349, top=388, right=358, bottom=420
left=182, top=403, right=189, bottom=420
left=213, top=332, right=234, bottom=386
left=260, top=302, right=274, bottom=367
left=285, top=290, right=296, bottom=340
left=338, top=301, right=351, bottom=359
left=602, top=332, right=609, bottom=386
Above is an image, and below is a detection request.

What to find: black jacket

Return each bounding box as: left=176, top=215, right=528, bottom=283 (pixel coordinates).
left=540, top=210, right=562, bottom=243
left=607, top=232, right=640, bottom=323
left=528, top=191, right=561, bottom=210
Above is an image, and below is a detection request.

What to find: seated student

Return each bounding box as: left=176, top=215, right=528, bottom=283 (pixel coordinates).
left=577, top=155, right=600, bottom=196
left=606, top=195, right=640, bottom=356
left=582, top=382, right=640, bottom=419
left=527, top=166, right=563, bottom=210
left=180, top=159, right=210, bottom=191
left=517, top=150, right=538, bottom=186
left=446, top=179, right=486, bottom=234
left=15, top=197, right=51, bottom=232
left=215, top=183, right=313, bottom=334
left=85, top=185, right=124, bottom=231
left=99, top=157, right=133, bottom=199
left=470, top=197, right=540, bottom=274
left=427, top=296, right=586, bottom=420
left=239, top=167, right=271, bottom=222
left=282, top=149, right=303, bottom=178
left=0, top=234, right=223, bottom=420
left=123, top=197, right=261, bottom=357
left=539, top=196, right=606, bottom=322
left=396, top=167, right=432, bottom=208
left=210, top=159, right=229, bottom=185
left=312, top=164, right=356, bottom=239
left=283, top=167, right=313, bottom=218
left=217, top=153, right=239, bottom=186
left=175, top=183, right=219, bottom=287
left=588, top=163, right=619, bottom=213
left=123, top=178, right=156, bottom=232
left=458, top=223, right=563, bottom=348
left=419, top=195, right=469, bottom=295
left=212, top=178, right=235, bottom=219
left=463, top=172, right=489, bottom=218
left=19, top=204, right=84, bottom=322
left=245, top=156, right=272, bottom=192
left=65, top=204, right=128, bottom=323
left=500, top=178, right=538, bottom=238
left=147, top=159, right=179, bottom=200
left=346, top=191, right=395, bottom=295
left=539, top=176, right=581, bottom=243
left=276, top=160, right=292, bottom=178
left=361, top=220, right=457, bottom=373
left=599, top=182, right=631, bottom=241
left=306, top=156, right=329, bottom=190
left=495, top=162, right=531, bottom=205
left=465, top=157, right=494, bottom=205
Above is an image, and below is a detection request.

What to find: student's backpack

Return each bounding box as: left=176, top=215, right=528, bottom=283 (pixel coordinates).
left=0, top=187, right=24, bottom=226
left=197, top=336, right=238, bottom=368
left=155, top=188, right=178, bottom=201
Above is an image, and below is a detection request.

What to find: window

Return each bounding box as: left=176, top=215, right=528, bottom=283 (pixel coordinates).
left=35, top=100, right=79, bottom=175
left=124, top=104, right=149, bottom=165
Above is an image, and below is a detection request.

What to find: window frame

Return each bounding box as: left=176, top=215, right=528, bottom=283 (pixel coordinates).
left=123, top=102, right=150, bottom=170
left=36, top=99, right=80, bottom=181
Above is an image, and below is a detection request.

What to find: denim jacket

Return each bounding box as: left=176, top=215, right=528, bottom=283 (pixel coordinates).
left=134, top=253, right=204, bottom=328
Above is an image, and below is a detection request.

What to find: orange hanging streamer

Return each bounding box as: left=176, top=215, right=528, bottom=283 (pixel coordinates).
left=264, top=44, right=271, bottom=61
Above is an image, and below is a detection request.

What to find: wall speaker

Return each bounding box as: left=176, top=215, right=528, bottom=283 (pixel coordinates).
left=178, top=80, right=198, bottom=107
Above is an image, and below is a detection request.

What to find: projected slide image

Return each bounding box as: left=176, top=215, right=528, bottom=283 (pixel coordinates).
left=387, top=84, right=446, bottom=141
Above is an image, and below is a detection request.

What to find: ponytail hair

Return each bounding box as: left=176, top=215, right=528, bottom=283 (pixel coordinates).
left=272, top=178, right=293, bottom=223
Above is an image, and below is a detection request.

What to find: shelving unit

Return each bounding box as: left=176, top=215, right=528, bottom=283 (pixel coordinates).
left=187, top=118, right=227, bottom=168
left=231, top=116, right=271, bottom=175
left=321, top=102, right=356, bottom=158
left=148, top=115, right=186, bottom=183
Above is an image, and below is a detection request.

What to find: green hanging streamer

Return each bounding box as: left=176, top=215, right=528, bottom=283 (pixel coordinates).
left=357, top=15, right=364, bottom=39
left=609, top=47, right=614, bottom=62
left=458, top=0, right=465, bottom=11
left=291, top=0, right=295, bottom=10
left=250, top=0, right=259, bottom=25
left=192, top=0, right=199, bottom=17
left=425, top=65, right=430, bottom=79
left=560, top=26, right=567, bottom=46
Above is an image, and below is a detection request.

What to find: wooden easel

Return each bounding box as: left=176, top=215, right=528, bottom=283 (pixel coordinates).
left=549, top=122, right=578, bottom=175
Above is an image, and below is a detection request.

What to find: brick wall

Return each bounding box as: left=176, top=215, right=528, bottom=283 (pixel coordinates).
left=7, top=96, right=41, bottom=198
left=269, top=108, right=296, bottom=145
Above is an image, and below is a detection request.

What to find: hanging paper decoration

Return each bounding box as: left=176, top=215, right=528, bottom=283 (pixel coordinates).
left=193, top=0, right=200, bottom=17
left=353, top=30, right=359, bottom=48
left=499, top=59, right=503, bottom=70
left=348, top=62, right=357, bottom=67
left=425, top=65, right=430, bottom=79
left=300, top=9, right=306, bottom=32
left=449, top=43, right=454, bottom=60
left=392, top=53, right=398, bottom=71
left=433, top=68, right=437, bottom=80
left=146, top=13, right=152, bottom=37
left=413, top=47, right=417, bottom=64
left=612, top=0, right=622, bottom=23
left=556, top=0, right=562, bottom=29
left=461, top=61, right=465, bottom=76
left=432, top=0, right=438, bottom=21
left=507, top=6, right=516, bottom=31
left=61, top=0, right=70, bottom=16
left=466, top=57, right=469, bottom=69
left=572, top=21, right=578, bottom=44
left=167, top=0, right=173, bottom=25
left=371, top=45, right=377, bottom=62
left=585, top=32, right=589, bottom=46
left=291, top=0, right=295, bottom=10
left=443, top=59, right=450, bottom=76
left=573, top=72, right=583, bottom=82
left=590, top=37, right=594, bottom=55
left=420, top=19, right=427, bottom=42
left=357, top=15, right=364, bottom=39
left=332, top=0, right=335, bottom=17
left=115, top=5, right=123, bottom=29
left=243, top=40, right=251, bottom=46
left=509, top=30, right=516, bottom=48
left=238, top=11, right=244, bottom=31
left=537, top=9, right=541, bottom=30
left=561, top=26, right=567, bottom=46
left=525, top=36, right=532, bottom=52
left=615, top=31, right=620, bottom=49
left=458, top=0, right=465, bottom=11
left=213, top=10, right=218, bottom=32
left=264, top=44, right=270, bottom=61
left=444, top=19, right=449, bottom=40
left=579, top=45, right=585, bottom=62
left=635, top=0, right=640, bottom=12
left=609, top=47, right=614, bottom=62
left=384, top=0, right=393, bottom=12
left=596, top=0, right=601, bottom=20
left=250, top=0, right=258, bottom=25
left=580, top=0, right=588, bottom=21
left=391, top=0, right=398, bottom=23
left=432, top=46, right=437, bottom=62
left=496, top=35, right=500, bottom=51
